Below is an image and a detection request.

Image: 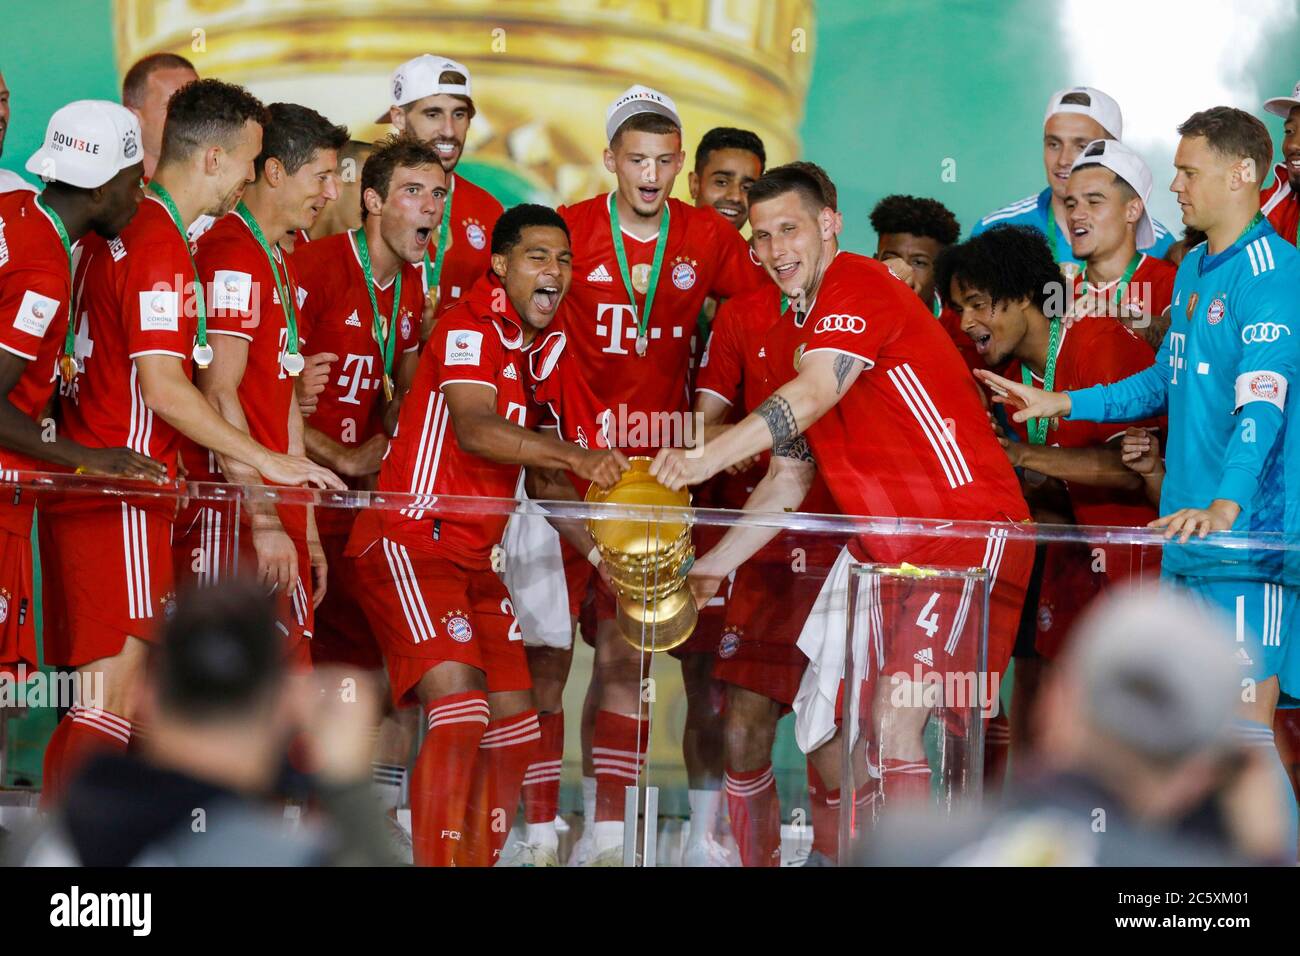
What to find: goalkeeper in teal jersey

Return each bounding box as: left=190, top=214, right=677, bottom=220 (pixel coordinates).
left=979, top=108, right=1300, bottom=858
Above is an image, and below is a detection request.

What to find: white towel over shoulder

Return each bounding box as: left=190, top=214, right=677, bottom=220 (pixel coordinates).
left=500, top=474, right=573, bottom=649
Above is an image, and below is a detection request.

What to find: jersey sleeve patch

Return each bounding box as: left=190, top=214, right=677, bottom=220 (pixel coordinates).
left=210, top=270, right=253, bottom=312
left=445, top=328, right=484, bottom=367
left=12, top=289, right=61, bottom=338
left=1235, top=370, right=1288, bottom=412
left=138, top=290, right=180, bottom=332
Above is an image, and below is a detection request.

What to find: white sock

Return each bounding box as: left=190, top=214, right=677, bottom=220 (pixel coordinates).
left=525, top=819, right=559, bottom=850
left=581, top=775, right=597, bottom=823
left=592, top=820, right=624, bottom=853
left=372, top=762, right=407, bottom=813
left=687, top=788, right=721, bottom=845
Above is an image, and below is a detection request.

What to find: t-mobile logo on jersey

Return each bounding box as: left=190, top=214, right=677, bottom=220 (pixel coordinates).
left=337, top=353, right=376, bottom=405
left=594, top=303, right=684, bottom=355
left=1167, top=331, right=1187, bottom=385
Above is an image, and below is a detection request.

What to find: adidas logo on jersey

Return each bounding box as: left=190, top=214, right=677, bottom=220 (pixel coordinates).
left=587, top=264, right=614, bottom=283
left=1236, top=647, right=1254, bottom=667
left=503, top=363, right=518, bottom=380
left=346, top=310, right=362, bottom=327
left=913, top=647, right=934, bottom=667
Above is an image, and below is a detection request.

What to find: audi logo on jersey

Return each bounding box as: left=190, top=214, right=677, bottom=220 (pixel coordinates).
left=1241, top=322, right=1291, bottom=344
left=813, top=313, right=866, bottom=335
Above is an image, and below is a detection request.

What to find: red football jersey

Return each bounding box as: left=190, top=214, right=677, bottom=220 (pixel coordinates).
left=1073, top=253, right=1175, bottom=325
left=191, top=212, right=309, bottom=536
left=759, top=252, right=1029, bottom=563
left=1005, top=315, right=1161, bottom=575
left=1262, top=164, right=1299, bottom=246
left=423, top=173, right=503, bottom=319
left=556, top=194, right=766, bottom=450
left=0, top=191, right=73, bottom=533
left=58, top=196, right=201, bottom=508
left=293, top=230, right=423, bottom=534
left=349, top=273, right=537, bottom=566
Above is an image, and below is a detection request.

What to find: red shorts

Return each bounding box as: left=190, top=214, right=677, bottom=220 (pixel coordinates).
left=41, top=504, right=176, bottom=667
left=1033, top=541, right=1104, bottom=659
left=854, top=530, right=1034, bottom=683
left=350, top=539, right=530, bottom=707
left=0, top=527, right=36, bottom=672
left=711, top=555, right=824, bottom=707
left=310, top=529, right=382, bottom=671
left=172, top=499, right=239, bottom=589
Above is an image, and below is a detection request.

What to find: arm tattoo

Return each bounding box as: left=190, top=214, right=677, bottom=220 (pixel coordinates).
left=774, top=433, right=815, bottom=463
left=833, top=353, right=864, bottom=394
left=755, top=393, right=799, bottom=451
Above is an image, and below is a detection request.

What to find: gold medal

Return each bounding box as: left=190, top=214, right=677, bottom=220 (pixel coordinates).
left=383, top=374, right=394, bottom=402
left=631, top=262, right=652, bottom=295
left=59, top=354, right=78, bottom=384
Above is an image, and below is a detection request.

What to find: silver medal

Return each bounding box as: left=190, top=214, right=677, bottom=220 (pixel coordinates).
left=635, top=334, right=648, bottom=357
left=192, top=342, right=214, bottom=368
left=281, top=350, right=306, bottom=376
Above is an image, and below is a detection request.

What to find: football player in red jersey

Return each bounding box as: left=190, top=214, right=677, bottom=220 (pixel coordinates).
left=39, top=82, right=341, bottom=803
left=293, top=135, right=444, bottom=840
left=939, top=225, right=1162, bottom=771
left=345, top=204, right=626, bottom=866
left=1063, top=139, right=1176, bottom=349
left=0, top=101, right=164, bottom=684
left=381, top=54, right=503, bottom=332
left=870, top=194, right=981, bottom=372
left=653, top=164, right=1034, bottom=832
left=524, top=86, right=765, bottom=866
left=1261, top=80, right=1300, bottom=246
left=186, top=102, right=349, bottom=668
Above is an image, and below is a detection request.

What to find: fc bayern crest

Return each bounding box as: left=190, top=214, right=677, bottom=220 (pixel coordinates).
left=1206, top=296, right=1226, bottom=325
left=671, top=259, right=697, bottom=290
left=0, top=589, right=9, bottom=624
left=443, top=612, right=473, bottom=643
left=393, top=77, right=404, bottom=101
left=465, top=221, right=486, bottom=250
left=401, top=312, right=412, bottom=341
left=718, top=630, right=741, bottom=659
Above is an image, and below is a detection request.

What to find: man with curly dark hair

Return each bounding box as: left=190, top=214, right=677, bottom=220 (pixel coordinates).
left=871, top=194, right=978, bottom=370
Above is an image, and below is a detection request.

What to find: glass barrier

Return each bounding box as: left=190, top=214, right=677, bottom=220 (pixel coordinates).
left=0, top=470, right=1296, bottom=867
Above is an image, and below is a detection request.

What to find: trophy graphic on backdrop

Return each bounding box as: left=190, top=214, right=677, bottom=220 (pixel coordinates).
left=113, top=0, right=815, bottom=206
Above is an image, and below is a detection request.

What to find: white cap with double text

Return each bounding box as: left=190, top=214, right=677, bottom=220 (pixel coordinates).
left=26, top=100, right=142, bottom=189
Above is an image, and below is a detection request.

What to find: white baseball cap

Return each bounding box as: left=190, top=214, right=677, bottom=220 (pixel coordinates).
left=1264, top=80, right=1300, bottom=118
left=1070, top=138, right=1155, bottom=248
left=605, top=84, right=682, bottom=142
left=376, top=54, right=473, bottom=124
left=26, top=100, right=142, bottom=189
left=1044, top=86, right=1122, bottom=139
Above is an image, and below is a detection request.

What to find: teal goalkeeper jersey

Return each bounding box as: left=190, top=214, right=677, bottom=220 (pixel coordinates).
left=1067, top=217, right=1300, bottom=581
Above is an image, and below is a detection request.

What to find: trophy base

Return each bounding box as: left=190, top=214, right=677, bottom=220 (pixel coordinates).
left=615, top=588, right=699, bottom=653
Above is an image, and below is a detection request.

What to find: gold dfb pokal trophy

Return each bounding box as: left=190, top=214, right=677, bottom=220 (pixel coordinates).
left=586, top=459, right=696, bottom=653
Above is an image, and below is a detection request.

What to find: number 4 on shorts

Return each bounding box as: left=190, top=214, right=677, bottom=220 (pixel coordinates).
left=915, top=591, right=940, bottom=638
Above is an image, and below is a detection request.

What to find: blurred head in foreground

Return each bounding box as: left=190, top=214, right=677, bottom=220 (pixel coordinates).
left=140, top=578, right=292, bottom=792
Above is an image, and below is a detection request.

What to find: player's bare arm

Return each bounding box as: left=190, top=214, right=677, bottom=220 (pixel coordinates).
left=0, top=352, right=166, bottom=482
left=1001, top=432, right=1144, bottom=491
left=694, top=391, right=759, bottom=473
left=688, top=447, right=815, bottom=608
left=289, top=396, right=328, bottom=608
left=442, top=381, right=628, bottom=488
left=651, top=348, right=865, bottom=490
left=136, top=351, right=344, bottom=491
left=195, top=334, right=299, bottom=591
